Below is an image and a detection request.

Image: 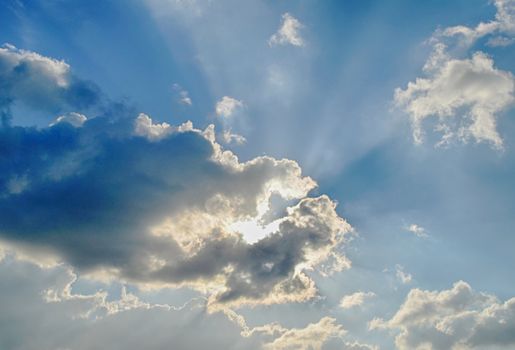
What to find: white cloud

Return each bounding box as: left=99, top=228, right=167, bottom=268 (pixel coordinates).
left=340, top=291, right=376, bottom=309
left=50, top=112, right=88, bottom=128
left=173, top=83, right=192, bottom=105
left=395, top=51, right=514, bottom=149
left=395, top=0, right=515, bottom=150
left=269, top=13, right=305, bottom=47
left=263, top=317, right=345, bottom=350
left=215, top=96, right=243, bottom=118
left=395, top=265, right=412, bottom=285
left=441, top=0, right=515, bottom=47
left=221, top=129, right=246, bottom=145
left=370, top=281, right=515, bottom=349
left=405, top=224, right=428, bottom=238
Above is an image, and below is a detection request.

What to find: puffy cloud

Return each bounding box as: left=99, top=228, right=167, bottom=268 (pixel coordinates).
left=395, top=1, right=515, bottom=150
left=395, top=51, right=514, bottom=149
left=0, top=109, right=352, bottom=309
left=262, top=317, right=345, bottom=350
left=0, top=44, right=100, bottom=125
left=405, top=224, right=428, bottom=238
left=268, top=13, right=305, bottom=47
left=370, top=281, right=515, bottom=349
left=133, top=112, right=193, bottom=141
left=340, top=291, right=376, bottom=309
left=215, top=96, right=244, bottom=118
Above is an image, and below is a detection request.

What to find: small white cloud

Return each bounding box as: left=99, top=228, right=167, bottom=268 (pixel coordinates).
left=133, top=113, right=173, bottom=141
left=215, top=96, right=243, bottom=118
left=50, top=112, right=87, bottom=128
left=339, top=291, right=375, bottom=309
left=405, top=224, right=428, bottom=238
left=395, top=264, right=412, bottom=285
left=172, top=83, right=192, bottom=106
left=179, top=92, right=192, bottom=105
left=269, top=13, right=305, bottom=47
left=221, top=129, right=246, bottom=145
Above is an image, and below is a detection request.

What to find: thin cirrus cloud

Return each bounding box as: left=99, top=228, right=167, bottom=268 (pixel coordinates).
left=394, top=0, right=515, bottom=150
left=268, top=13, right=305, bottom=47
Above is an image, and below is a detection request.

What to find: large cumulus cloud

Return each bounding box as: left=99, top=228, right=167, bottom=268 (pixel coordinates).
left=0, top=46, right=353, bottom=309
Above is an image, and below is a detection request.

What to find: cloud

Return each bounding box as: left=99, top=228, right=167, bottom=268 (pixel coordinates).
left=405, top=224, right=428, bottom=238
left=215, top=96, right=243, bottom=118
left=395, top=51, right=514, bottom=149
left=268, top=13, right=305, bottom=47
left=0, top=252, right=378, bottom=350
left=441, top=0, right=515, bottom=47
left=0, top=44, right=101, bottom=125
left=262, top=317, right=345, bottom=350
left=340, top=291, right=376, bottom=309
left=0, top=254, right=259, bottom=350
left=370, top=281, right=515, bottom=349
left=0, top=108, right=352, bottom=309
left=395, top=265, right=412, bottom=285
left=172, top=83, right=192, bottom=106
left=0, top=47, right=356, bottom=310
left=50, top=112, right=88, bottom=128
left=221, top=129, right=246, bottom=145
left=395, top=1, right=515, bottom=150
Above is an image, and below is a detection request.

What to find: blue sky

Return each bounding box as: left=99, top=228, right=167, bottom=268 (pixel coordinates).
left=1, top=0, right=515, bottom=349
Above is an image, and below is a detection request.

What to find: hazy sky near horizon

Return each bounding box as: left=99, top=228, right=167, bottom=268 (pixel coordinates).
left=1, top=1, right=515, bottom=349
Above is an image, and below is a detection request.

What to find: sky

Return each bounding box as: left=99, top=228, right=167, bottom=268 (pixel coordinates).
left=1, top=0, right=515, bottom=349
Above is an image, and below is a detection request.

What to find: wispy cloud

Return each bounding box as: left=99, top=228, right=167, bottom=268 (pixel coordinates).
left=269, top=13, right=305, bottom=47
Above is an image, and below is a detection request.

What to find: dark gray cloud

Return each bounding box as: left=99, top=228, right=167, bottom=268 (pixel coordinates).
left=0, top=100, right=351, bottom=312
left=0, top=44, right=352, bottom=310
left=0, top=113, right=351, bottom=307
